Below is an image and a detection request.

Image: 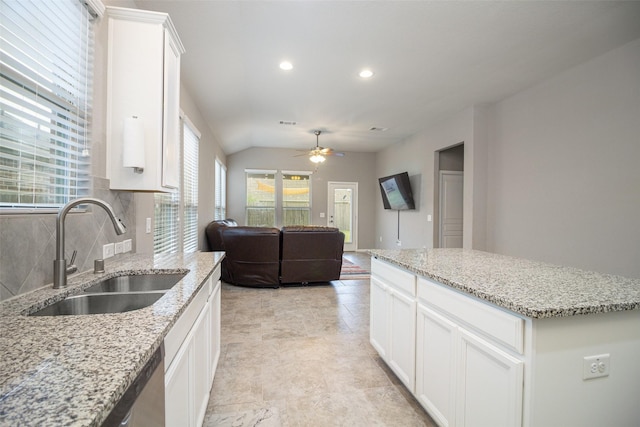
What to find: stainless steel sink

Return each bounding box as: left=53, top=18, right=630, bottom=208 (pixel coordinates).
left=83, top=273, right=186, bottom=293
left=29, top=292, right=164, bottom=316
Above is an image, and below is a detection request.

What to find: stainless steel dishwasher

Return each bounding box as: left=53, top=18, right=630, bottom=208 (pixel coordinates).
left=101, top=344, right=165, bottom=427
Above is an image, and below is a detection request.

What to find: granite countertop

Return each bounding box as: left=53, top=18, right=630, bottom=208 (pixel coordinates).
left=368, top=248, right=640, bottom=319
left=0, top=251, right=224, bottom=427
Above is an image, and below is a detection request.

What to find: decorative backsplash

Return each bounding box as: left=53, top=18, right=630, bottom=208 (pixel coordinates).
left=0, top=178, right=136, bottom=301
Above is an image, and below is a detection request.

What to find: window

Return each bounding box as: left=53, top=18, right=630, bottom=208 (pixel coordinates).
left=246, top=170, right=276, bottom=226
left=214, top=158, right=226, bottom=220
left=182, top=119, right=199, bottom=252
left=153, top=191, right=179, bottom=254
left=154, top=115, right=200, bottom=254
left=282, top=172, right=311, bottom=226
left=0, top=0, right=103, bottom=211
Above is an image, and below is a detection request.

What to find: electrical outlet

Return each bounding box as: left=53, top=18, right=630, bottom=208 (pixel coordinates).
left=396, top=240, right=402, bottom=247
left=583, top=354, right=610, bottom=380
left=379, top=236, right=383, bottom=242
left=146, top=217, right=152, bottom=234
left=123, top=239, right=132, bottom=253
left=103, top=243, right=115, bottom=259
left=114, top=241, right=124, bottom=255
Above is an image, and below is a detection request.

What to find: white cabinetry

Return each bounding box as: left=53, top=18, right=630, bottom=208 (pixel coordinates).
left=370, top=258, right=416, bottom=391
left=370, top=257, right=524, bottom=427
left=106, top=7, right=184, bottom=191
left=165, top=266, right=221, bottom=427
left=415, top=276, right=524, bottom=427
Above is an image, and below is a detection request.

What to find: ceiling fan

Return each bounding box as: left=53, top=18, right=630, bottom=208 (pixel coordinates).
left=296, top=130, right=344, bottom=163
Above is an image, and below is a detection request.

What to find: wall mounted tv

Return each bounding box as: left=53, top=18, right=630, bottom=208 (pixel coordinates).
left=378, top=172, right=416, bottom=210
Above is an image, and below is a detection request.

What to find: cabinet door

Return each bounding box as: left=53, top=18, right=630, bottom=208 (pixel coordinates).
left=416, top=304, right=457, bottom=427
left=456, top=329, right=523, bottom=427
left=161, top=28, right=181, bottom=189
left=210, top=280, right=222, bottom=384
left=388, top=287, right=416, bottom=392
left=370, top=276, right=389, bottom=357
left=192, top=300, right=211, bottom=427
left=165, top=336, right=193, bottom=427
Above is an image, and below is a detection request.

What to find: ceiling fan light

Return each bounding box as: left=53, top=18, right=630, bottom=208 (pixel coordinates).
left=310, top=154, right=326, bottom=163
left=279, top=61, right=293, bottom=71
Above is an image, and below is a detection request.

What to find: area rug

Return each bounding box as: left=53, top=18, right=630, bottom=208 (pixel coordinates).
left=340, top=258, right=370, bottom=280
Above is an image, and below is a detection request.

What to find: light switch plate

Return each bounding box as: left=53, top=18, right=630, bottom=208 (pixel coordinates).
left=114, top=241, right=124, bottom=255
left=123, top=239, right=132, bottom=253
left=103, top=243, right=115, bottom=259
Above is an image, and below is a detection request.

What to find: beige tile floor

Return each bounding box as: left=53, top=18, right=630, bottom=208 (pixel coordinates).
left=203, top=252, right=436, bottom=427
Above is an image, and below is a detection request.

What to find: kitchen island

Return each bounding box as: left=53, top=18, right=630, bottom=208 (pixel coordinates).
left=368, top=248, right=640, bottom=427
left=0, top=251, right=224, bottom=426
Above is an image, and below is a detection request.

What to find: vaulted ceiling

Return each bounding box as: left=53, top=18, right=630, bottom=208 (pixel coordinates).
left=125, top=1, right=640, bottom=155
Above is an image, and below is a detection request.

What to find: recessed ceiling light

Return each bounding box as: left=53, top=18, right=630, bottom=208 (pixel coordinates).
left=279, top=61, right=293, bottom=71
left=359, top=69, right=374, bottom=78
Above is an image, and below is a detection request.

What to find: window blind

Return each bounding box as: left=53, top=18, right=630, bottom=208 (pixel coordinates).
left=153, top=191, right=179, bottom=254
left=182, top=118, right=199, bottom=252
left=214, top=158, right=226, bottom=220
left=0, top=0, right=99, bottom=211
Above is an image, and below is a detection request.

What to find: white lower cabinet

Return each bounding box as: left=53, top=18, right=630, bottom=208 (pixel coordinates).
left=165, top=266, right=221, bottom=427
left=416, top=305, right=457, bottom=427
left=370, top=258, right=416, bottom=392
left=456, top=329, right=523, bottom=427
left=371, top=257, right=524, bottom=427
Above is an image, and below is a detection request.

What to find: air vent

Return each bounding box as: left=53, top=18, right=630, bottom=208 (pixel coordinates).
left=279, top=120, right=297, bottom=126
left=369, top=127, right=388, bottom=132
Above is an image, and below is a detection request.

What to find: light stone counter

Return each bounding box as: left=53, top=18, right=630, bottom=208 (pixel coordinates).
left=0, top=251, right=224, bottom=427
left=368, top=248, right=640, bottom=319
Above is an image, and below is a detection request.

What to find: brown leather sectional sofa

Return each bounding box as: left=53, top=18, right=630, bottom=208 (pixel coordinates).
left=205, top=219, right=345, bottom=288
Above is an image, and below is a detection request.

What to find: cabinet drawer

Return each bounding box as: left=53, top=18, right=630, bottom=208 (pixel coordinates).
left=418, top=277, right=524, bottom=354
left=372, top=257, right=416, bottom=296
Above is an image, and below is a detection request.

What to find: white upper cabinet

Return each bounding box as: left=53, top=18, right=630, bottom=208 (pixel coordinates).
left=106, top=7, right=184, bottom=191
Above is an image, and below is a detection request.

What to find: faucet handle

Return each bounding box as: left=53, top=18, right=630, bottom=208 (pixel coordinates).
left=66, top=250, right=78, bottom=275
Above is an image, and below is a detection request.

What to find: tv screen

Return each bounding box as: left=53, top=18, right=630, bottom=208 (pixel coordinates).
left=378, top=172, right=415, bottom=210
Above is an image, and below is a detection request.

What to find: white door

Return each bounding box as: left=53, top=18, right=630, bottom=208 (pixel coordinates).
left=439, top=171, right=463, bottom=248
left=328, top=182, right=358, bottom=251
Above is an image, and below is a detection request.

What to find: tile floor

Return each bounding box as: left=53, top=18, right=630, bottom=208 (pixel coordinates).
left=203, top=252, right=436, bottom=427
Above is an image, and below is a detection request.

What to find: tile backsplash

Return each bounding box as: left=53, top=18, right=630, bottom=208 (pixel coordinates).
left=0, top=178, right=136, bottom=301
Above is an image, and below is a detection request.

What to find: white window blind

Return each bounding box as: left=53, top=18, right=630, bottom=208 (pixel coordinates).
left=182, top=119, right=199, bottom=252
left=214, top=158, right=226, bottom=220
left=0, top=0, right=101, bottom=211
left=154, top=191, right=179, bottom=254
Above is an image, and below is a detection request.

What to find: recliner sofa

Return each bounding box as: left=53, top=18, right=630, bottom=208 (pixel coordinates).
left=205, top=219, right=345, bottom=288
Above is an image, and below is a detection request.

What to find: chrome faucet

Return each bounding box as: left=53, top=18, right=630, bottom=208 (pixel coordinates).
left=53, top=198, right=127, bottom=289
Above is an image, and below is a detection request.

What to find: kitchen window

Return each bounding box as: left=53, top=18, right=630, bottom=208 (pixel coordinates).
left=0, top=0, right=104, bottom=212
left=214, top=158, right=226, bottom=220
left=154, top=115, right=200, bottom=254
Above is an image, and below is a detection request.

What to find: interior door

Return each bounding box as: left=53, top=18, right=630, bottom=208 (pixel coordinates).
left=439, top=171, right=463, bottom=248
left=327, top=182, right=358, bottom=251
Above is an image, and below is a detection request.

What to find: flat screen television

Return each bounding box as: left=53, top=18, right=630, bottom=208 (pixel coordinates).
left=378, top=172, right=415, bottom=210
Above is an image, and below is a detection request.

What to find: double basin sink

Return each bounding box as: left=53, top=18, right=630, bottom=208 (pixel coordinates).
left=30, top=273, right=186, bottom=316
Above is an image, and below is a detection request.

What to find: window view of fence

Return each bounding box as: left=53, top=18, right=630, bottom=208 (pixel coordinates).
left=246, top=171, right=275, bottom=226
left=282, top=173, right=310, bottom=226
left=333, top=188, right=352, bottom=242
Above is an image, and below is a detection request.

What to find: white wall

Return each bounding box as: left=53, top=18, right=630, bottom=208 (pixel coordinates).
left=486, top=38, right=640, bottom=278
left=375, top=107, right=486, bottom=250
left=226, top=147, right=377, bottom=250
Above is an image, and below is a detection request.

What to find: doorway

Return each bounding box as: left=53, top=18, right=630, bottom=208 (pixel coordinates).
left=434, top=144, right=464, bottom=248
left=327, top=182, right=358, bottom=251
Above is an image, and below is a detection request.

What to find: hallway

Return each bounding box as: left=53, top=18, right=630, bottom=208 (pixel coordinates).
left=204, top=254, right=435, bottom=426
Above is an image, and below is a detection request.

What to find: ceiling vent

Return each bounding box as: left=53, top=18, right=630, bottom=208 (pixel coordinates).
left=279, top=120, right=297, bottom=126
left=369, top=127, right=388, bottom=132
